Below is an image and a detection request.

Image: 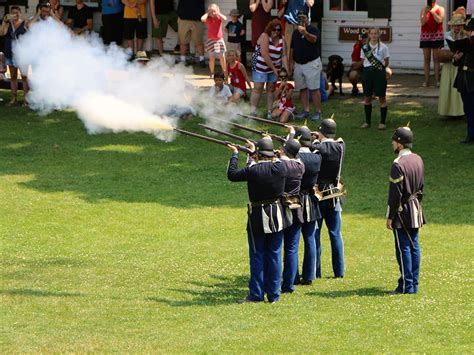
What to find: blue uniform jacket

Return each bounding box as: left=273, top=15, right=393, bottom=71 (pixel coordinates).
left=227, top=153, right=287, bottom=234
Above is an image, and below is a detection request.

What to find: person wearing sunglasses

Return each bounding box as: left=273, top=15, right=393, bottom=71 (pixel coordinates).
left=289, top=9, right=322, bottom=121
left=250, top=19, right=288, bottom=119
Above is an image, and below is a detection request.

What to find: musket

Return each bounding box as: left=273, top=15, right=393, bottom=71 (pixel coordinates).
left=198, top=123, right=257, bottom=144
left=174, top=128, right=253, bottom=154
left=238, top=113, right=288, bottom=128
left=227, top=121, right=287, bottom=143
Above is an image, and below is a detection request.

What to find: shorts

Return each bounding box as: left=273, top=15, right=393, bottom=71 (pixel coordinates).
left=294, top=57, right=322, bottom=91
left=178, top=18, right=203, bottom=46
left=102, top=12, right=123, bottom=45
left=419, top=40, right=444, bottom=49
left=152, top=12, right=178, bottom=38
left=231, top=86, right=245, bottom=96
left=206, top=38, right=226, bottom=55
left=226, top=42, right=241, bottom=54
left=252, top=70, right=277, bottom=84
left=362, top=66, right=387, bottom=97
left=123, top=18, right=147, bottom=40
left=278, top=102, right=295, bottom=113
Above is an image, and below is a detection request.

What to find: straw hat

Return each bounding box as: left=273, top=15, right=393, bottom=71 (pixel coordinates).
left=448, top=13, right=466, bottom=25
left=134, top=51, right=149, bottom=62
left=448, top=7, right=466, bottom=25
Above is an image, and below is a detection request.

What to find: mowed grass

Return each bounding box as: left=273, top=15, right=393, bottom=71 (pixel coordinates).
left=1, top=89, right=473, bottom=352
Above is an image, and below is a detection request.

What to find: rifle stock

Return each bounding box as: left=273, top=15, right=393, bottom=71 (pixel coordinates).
left=174, top=128, right=253, bottom=154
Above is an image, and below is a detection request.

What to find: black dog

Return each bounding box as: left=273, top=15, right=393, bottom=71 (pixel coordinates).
left=326, top=55, right=345, bottom=96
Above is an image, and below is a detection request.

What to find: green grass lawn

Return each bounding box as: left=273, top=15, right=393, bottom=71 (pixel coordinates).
left=1, top=89, right=473, bottom=352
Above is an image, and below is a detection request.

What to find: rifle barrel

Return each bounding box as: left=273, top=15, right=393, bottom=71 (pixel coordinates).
left=198, top=124, right=256, bottom=144
left=174, top=128, right=252, bottom=154
left=239, top=113, right=288, bottom=127
left=228, top=121, right=286, bottom=143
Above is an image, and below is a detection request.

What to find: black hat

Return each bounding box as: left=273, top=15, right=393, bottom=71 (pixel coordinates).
left=256, top=136, right=274, bottom=157
left=319, top=119, right=337, bottom=138
left=392, top=126, right=413, bottom=148
left=283, top=138, right=301, bottom=158
left=297, top=9, right=309, bottom=18
left=295, top=126, right=312, bottom=147
left=465, top=18, right=474, bottom=31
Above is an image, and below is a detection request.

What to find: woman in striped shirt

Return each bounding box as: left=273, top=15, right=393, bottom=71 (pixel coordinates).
left=250, top=19, right=288, bottom=119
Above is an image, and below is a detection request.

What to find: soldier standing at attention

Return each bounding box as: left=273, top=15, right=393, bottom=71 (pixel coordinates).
left=292, top=125, right=322, bottom=285
left=386, top=126, right=425, bottom=294
left=313, top=118, right=345, bottom=278
left=227, top=137, right=287, bottom=303
left=279, top=137, right=305, bottom=293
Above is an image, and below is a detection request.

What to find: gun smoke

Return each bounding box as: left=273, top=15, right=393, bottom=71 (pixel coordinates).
left=14, top=19, right=248, bottom=141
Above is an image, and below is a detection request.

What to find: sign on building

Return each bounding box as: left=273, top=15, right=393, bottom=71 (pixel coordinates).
left=339, top=26, right=392, bottom=42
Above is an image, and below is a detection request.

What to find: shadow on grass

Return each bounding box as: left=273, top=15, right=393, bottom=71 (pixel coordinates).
left=1, top=102, right=473, bottom=224
left=1, top=288, right=84, bottom=297
left=145, top=274, right=247, bottom=306
left=308, top=287, right=387, bottom=298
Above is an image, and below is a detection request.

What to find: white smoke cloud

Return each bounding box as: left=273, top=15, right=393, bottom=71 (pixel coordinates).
left=13, top=19, right=193, bottom=139
left=14, top=19, right=252, bottom=142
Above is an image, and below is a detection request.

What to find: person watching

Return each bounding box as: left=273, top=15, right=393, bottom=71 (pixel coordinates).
left=66, top=0, right=93, bottom=35
left=289, top=9, right=322, bottom=121
left=1, top=6, right=29, bottom=106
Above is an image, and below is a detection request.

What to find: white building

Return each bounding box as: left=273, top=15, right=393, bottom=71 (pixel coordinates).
left=1, top=0, right=461, bottom=72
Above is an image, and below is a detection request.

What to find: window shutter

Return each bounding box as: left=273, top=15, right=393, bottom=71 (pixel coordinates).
left=367, top=0, right=391, bottom=19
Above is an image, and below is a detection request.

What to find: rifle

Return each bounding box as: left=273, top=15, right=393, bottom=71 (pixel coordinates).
left=198, top=124, right=257, bottom=144
left=174, top=128, right=253, bottom=154
left=227, top=121, right=287, bottom=143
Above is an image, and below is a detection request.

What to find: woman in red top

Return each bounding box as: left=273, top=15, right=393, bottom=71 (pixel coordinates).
left=227, top=49, right=252, bottom=102
left=420, top=0, right=445, bottom=87
left=249, top=0, right=273, bottom=47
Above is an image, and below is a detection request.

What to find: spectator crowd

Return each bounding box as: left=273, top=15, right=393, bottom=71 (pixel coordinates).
left=1, top=0, right=473, bottom=143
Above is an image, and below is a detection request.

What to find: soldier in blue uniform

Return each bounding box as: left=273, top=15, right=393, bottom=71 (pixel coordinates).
left=279, top=138, right=305, bottom=293
left=291, top=125, right=322, bottom=285
left=313, top=118, right=345, bottom=278
left=227, top=137, right=287, bottom=303
left=386, top=126, right=425, bottom=294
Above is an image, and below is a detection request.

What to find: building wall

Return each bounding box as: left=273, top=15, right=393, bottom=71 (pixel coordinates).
left=321, top=0, right=448, bottom=72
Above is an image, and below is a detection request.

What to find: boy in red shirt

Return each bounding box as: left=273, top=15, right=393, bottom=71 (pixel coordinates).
left=227, top=49, right=252, bottom=103
left=271, top=69, right=295, bottom=123
left=348, top=32, right=367, bottom=95
left=201, top=4, right=227, bottom=78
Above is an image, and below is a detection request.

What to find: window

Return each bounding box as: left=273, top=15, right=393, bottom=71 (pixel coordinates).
left=330, top=0, right=368, bottom=12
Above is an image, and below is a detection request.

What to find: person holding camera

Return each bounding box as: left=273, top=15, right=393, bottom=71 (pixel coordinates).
left=453, top=18, right=474, bottom=144
left=289, top=9, right=322, bottom=121
left=420, top=0, right=445, bottom=87
left=282, top=0, right=314, bottom=52
left=1, top=6, right=29, bottom=106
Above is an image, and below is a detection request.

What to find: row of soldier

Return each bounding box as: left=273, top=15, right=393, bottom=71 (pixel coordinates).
left=225, top=118, right=425, bottom=303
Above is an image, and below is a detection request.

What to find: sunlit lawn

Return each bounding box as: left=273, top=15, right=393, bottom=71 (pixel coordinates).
left=1, top=89, right=473, bottom=352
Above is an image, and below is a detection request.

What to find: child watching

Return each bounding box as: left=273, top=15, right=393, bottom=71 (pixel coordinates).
left=0, top=52, right=6, bottom=101
left=201, top=4, right=227, bottom=78
left=227, top=49, right=252, bottom=103
left=0, top=52, right=6, bottom=81
left=271, top=68, right=295, bottom=123
left=225, top=9, right=245, bottom=59
left=209, top=71, right=232, bottom=102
